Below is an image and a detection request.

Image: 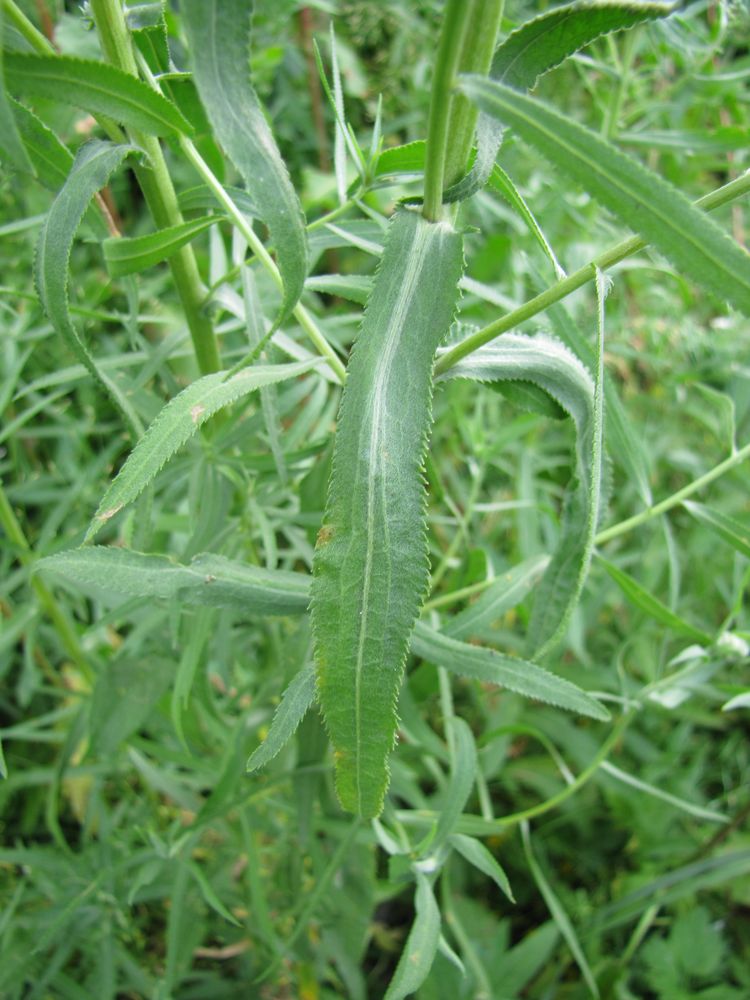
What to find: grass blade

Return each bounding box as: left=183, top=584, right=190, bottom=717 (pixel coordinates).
left=86, top=359, right=320, bottom=540
left=682, top=501, right=750, bottom=559
left=4, top=52, right=193, bottom=136
left=103, top=216, right=219, bottom=277
left=35, top=140, right=142, bottom=435
left=411, top=623, right=609, bottom=721
left=383, top=872, right=441, bottom=1000
left=182, top=0, right=308, bottom=325
left=311, top=207, right=464, bottom=818
left=246, top=665, right=317, bottom=772
left=461, top=75, right=750, bottom=317
left=429, top=717, right=477, bottom=853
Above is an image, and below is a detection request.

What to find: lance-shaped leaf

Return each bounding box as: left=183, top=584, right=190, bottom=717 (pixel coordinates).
left=36, top=547, right=310, bottom=616
left=439, top=328, right=604, bottom=657
left=246, top=665, right=317, bottom=772
left=35, top=140, right=142, bottom=435
left=11, top=99, right=72, bottom=189
left=86, top=358, right=320, bottom=540
left=384, top=872, right=441, bottom=1000
left=311, top=207, right=464, bottom=819
left=0, top=5, right=33, bottom=174
left=182, top=0, right=307, bottom=325
left=103, top=216, right=220, bottom=277
left=411, top=623, right=608, bottom=721
left=3, top=53, right=193, bottom=136
left=461, top=75, right=750, bottom=317
left=445, top=1, right=676, bottom=202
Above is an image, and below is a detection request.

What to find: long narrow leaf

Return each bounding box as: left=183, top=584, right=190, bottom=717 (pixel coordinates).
left=461, top=75, right=750, bottom=316
left=103, top=216, right=220, bottom=277
left=35, top=140, right=142, bottom=434
left=86, top=359, right=320, bottom=540
left=682, top=501, right=750, bottom=559
left=311, top=207, right=464, bottom=818
left=4, top=53, right=193, bottom=136
left=383, top=873, right=441, bottom=1000
left=411, top=623, right=609, bottom=721
left=246, top=666, right=317, bottom=772
left=0, top=5, right=33, bottom=173
left=182, top=0, right=307, bottom=325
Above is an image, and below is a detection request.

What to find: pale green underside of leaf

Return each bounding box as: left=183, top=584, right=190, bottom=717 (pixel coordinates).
left=446, top=0, right=676, bottom=202
left=682, top=501, right=750, bottom=559
left=36, top=546, right=310, bottom=616
left=439, top=332, right=603, bottom=657
left=103, top=215, right=220, bottom=277
left=4, top=53, right=193, bottom=136
left=246, top=665, right=317, bottom=772
left=182, top=0, right=307, bottom=325
left=412, top=623, right=608, bottom=721
left=461, top=75, right=750, bottom=317
left=34, top=140, right=142, bottom=434
left=311, top=207, right=465, bottom=819
left=86, top=358, right=320, bottom=541
left=383, top=872, right=441, bottom=1000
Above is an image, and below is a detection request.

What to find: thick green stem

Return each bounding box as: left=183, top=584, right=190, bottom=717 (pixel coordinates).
left=435, top=169, right=750, bottom=374
left=422, top=0, right=474, bottom=221
left=89, top=0, right=221, bottom=375
left=442, top=0, right=504, bottom=189
left=2, top=0, right=54, bottom=54
left=0, top=481, right=90, bottom=677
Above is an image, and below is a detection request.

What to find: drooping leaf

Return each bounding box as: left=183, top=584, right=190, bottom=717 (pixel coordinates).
left=445, top=0, right=676, bottom=202
left=4, top=53, right=193, bottom=136
left=439, top=329, right=604, bottom=657
left=450, top=833, right=514, bottom=901
left=461, top=75, right=750, bottom=317
left=86, top=359, right=320, bottom=540
left=0, top=5, right=33, bottom=174
left=383, top=872, right=441, bottom=1000
left=246, top=665, right=317, bottom=772
left=682, top=501, right=750, bottom=559
left=36, top=547, right=310, bottom=616
left=488, top=164, right=565, bottom=278
left=34, top=140, right=142, bottom=434
left=182, top=0, right=308, bottom=325
left=103, top=216, right=220, bottom=277
left=311, top=207, right=464, bottom=818
left=411, top=623, right=609, bottom=721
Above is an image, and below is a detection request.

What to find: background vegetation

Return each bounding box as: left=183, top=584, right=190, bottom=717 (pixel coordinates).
left=1, top=1, right=749, bottom=997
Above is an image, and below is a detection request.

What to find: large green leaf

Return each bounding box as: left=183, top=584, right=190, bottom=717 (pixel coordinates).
left=36, top=547, right=310, bottom=616
left=182, top=0, right=308, bottom=325
left=34, top=140, right=142, bottom=434
left=439, top=328, right=604, bottom=657
left=86, top=358, right=320, bottom=540
left=103, top=216, right=220, bottom=277
left=446, top=0, right=675, bottom=202
left=311, top=207, right=464, bottom=818
left=411, top=623, right=609, bottom=721
left=461, top=75, right=750, bottom=316
left=3, top=53, right=193, bottom=136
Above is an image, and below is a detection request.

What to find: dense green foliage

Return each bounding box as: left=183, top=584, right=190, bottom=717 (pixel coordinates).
left=1, top=1, right=750, bottom=997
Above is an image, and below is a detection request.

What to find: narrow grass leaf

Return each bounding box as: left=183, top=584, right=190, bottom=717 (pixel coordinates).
left=311, top=207, right=464, bottom=819
left=0, top=6, right=33, bottom=174
left=445, top=554, right=549, bottom=640
left=521, top=821, right=600, bottom=998
left=182, top=0, right=307, bottom=325
left=412, top=623, right=609, bottom=721
left=383, top=872, right=441, bottom=1000
left=446, top=1, right=675, bottom=202
left=429, top=717, right=477, bottom=853
left=597, top=555, right=712, bottom=644
left=86, top=359, right=320, bottom=540
left=439, top=330, right=603, bottom=657
left=4, top=53, right=192, bottom=136
left=0, top=737, right=6, bottom=780
left=682, top=501, right=750, bottom=559
left=600, top=761, right=728, bottom=824
left=461, top=75, right=750, bottom=316
left=89, top=655, right=172, bottom=755
left=247, top=665, right=316, bottom=772
left=489, top=165, right=565, bottom=278
left=35, top=140, right=142, bottom=434
left=103, top=216, right=220, bottom=277
left=450, top=833, right=514, bottom=901
left=36, top=547, right=311, bottom=616
left=186, top=861, right=241, bottom=926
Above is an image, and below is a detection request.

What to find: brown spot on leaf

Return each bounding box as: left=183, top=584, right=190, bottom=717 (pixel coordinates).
left=98, top=504, right=123, bottom=522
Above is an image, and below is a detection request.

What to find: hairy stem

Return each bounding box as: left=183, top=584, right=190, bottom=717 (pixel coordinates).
left=89, top=0, right=221, bottom=376
left=435, top=169, right=750, bottom=374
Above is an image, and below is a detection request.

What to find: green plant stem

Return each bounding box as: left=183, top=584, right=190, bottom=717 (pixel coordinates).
left=89, top=0, right=221, bottom=376
left=435, top=169, right=750, bottom=374
left=2, top=0, right=54, bottom=54
left=442, top=0, right=504, bottom=189
left=596, top=437, right=750, bottom=544
left=422, top=0, right=474, bottom=221
left=132, top=51, right=347, bottom=385
left=0, top=480, right=90, bottom=677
